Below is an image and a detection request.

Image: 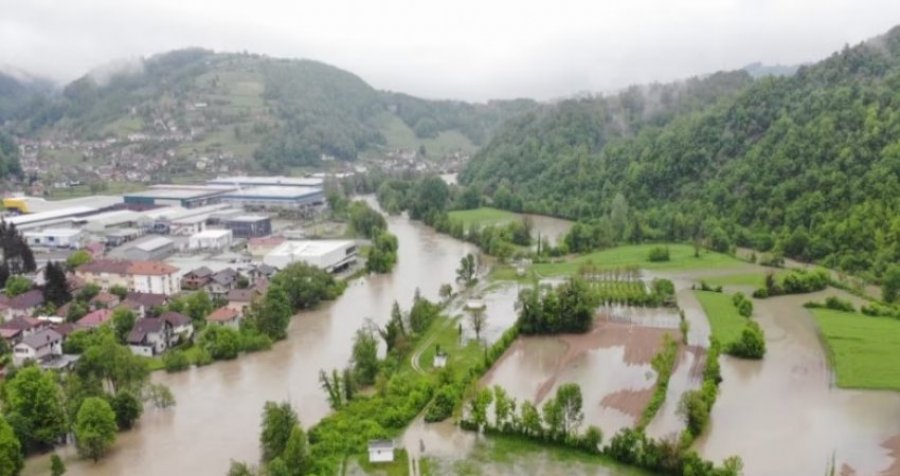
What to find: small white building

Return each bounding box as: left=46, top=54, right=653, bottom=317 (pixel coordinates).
left=188, top=229, right=233, bottom=251
left=23, top=228, right=84, bottom=249
left=434, top=351, right=448, bottom=369
left=367, top=440, right=395, bottom=463
left=129, top=261, right=181, bottom=295
left=263, top=240, right=357, bottom=272
left=13, top=329, right=63, bottom=366
left=126, top=237, right=176, bottom=261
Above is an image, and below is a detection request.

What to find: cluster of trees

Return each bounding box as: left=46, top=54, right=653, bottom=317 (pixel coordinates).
left=0, top=221, right=35, bottom=278
left=0, top=327, right=176, bottom=472
left=460, top=27, right=900, bottom=282
left=637, top=335, right=679, bottom=429
left=805, top=296, right=857, bottom=313
left=433, top=216, right=532, bottom=260
left=585, top=275, right=676, bottom=307
left=228, top=401, right=311, bottom=476
left=731, top=292, right=753, bottom=317
left=338, top=199, right=399, bottom=274
left=518, top=278, right=596, bottom=335
left=753, top=269, right=829, bottom=298
left=366, top=232, right=398, bottom=273
left=0, top=133, right=22, bottom=180
left=725, top=321, right=766, bottom=359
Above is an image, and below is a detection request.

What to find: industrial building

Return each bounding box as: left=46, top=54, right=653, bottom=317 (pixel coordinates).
left=224, top=215, right=272, bottom=238
left=263, top=240, right=357, bottom=272
left=188, top=229, right=233, bottom=251
left=5, top=206, right=103, bottom=231
left=207, top=176, right=324, bottom=188
left=219, top=186, right=325, bottom=210
left=123, top=185, right=234, bottom=209
left=78, top=209, right=144, bottom=233
left=1, top=195, right=121, bottom=215
left=125, top=237, right=176, bottom=261
left=23, top=228, right=85, bottom=249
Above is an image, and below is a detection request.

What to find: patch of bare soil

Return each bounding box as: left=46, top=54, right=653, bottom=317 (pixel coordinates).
left=600, top=388, right=655, bottom=418
left=881, top=435, right=900, bottom=475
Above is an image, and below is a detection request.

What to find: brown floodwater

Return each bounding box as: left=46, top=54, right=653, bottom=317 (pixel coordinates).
left=25, top=203, right=479, bottom=475
left=691, top=286, right=900, bottom=475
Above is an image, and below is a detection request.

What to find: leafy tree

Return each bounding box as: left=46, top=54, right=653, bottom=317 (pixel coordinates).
left=50, top=453, right=65, bottom=476
left=270, top=262, right=345, bottom=311
left=555, top=383, right=584, bottom=435
left=519, top=400, right=542, bottom=437
left=468, top=307, right=487, bottom=343
left=183, top=290, right=214, bottom=328
left=246, top=284, right=292, bottom=340
left=456, top=254, right=477, bottom=287
left=541, top=396, right=564, bottom=439
left=468, top=388, right=493, bottom=429
left=3, top=367, right=67, bottom=451
left=4, top=276, right=31, bottom=297
left=111, top=308, right=136, bottom=344
left=0, top=416, right=23, bottom=476
left=198, top=325, right=241, bottom=360
left=109, top=390, right=143, bottom=430
left=280, top=425, right=310, bottom=476
left=439, top=284, right=453, bottom=301
left=66, top=250, right=93, bottom=269
left=260, top=401, right=299, bottom=463
left=351, top=328, right=379, bottom=386
left=74, top=397, right=117, bottom=462
left=163, top=350, right=190, bottom=372
left=108, top=285, right=128, bottom=300
left=77, top=327, right=150, bottom=393
left=883, top=264, right=900, bottom=304
left=227, top=461, right=257, bottom=476
left=366, top=231, right=398, bottom=273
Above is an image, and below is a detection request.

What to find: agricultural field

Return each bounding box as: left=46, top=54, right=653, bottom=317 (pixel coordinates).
left=809, top=308, right=900, bottom=390
left=492, top=244, right=748, bottom=281
left=447, top=207, right=520, bottom=229
left=694, top=290, right=747, bottom=346
left=365, top=112, right=478, bottom=158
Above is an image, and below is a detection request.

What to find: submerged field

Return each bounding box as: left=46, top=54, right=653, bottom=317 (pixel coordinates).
left=809, top=308, right=900, bottom=390
left=693, top=291, right=748, bottom=346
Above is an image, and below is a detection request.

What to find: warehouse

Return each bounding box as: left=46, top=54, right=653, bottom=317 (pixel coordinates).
left=23, top=228, right=85, bottom=249
left=124, top=236, right=176, bottom=261
left=218, top=186, right=325, bottom=210
left=5, top=206, right=101, bottom=230
left=207, top=176, right=324, bottom=188
left=263, top=240, right=357, bottom=273
left=224, top=215, right=272, bottom=238
left=78, top=209, right=143, bottom=233
left=123, top=186, right=233, bottom=209
left=188, top=229, right=233, bottom=251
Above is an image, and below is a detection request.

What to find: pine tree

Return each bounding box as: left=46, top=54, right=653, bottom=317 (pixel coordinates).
left=43, top=262, right=71, bottom=307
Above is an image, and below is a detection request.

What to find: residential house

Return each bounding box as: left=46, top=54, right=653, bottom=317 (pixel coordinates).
left=121, top=292, right=169, bottom=318
left=226, top=288, right=262, bottom=316
left=78, top=309, right=113, bottom=329
left=159, top=311, right=194, bottom=345
left=0, top=316, right=45, bottom=344
left=52, top=323, right=82, bottom=340
left=2, top=290, right=45, bottom=320
left=246, top=263, right=277, bottom=280
left=75, top=259, right=181, bottom=295
left=89, top=291, right=121, bottom=310
left=205, top=268, right=239, bottom=299
left=206, top=307, right=241, bottom=329
left=13, top=329, right=63, bottom=366
left=181, top=266, right=213, bottom=290
left=127, top=318, right=169, bottom=357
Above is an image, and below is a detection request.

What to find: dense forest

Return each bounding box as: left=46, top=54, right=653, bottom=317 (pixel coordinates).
left=461, top=26, right=900, bottom=280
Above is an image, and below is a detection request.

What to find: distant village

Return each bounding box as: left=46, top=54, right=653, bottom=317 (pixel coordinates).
left=0, top=175, right=362, bottom=370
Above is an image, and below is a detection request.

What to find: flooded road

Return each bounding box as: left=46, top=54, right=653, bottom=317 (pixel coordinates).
left=26, top=205, right=477, bottom=475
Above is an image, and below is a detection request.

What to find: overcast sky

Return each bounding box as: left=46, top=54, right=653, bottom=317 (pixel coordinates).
left=1, top=0, right=898, bottom=101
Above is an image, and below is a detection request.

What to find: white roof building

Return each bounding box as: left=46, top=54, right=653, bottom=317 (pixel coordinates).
left=188, top=229, right=233, bottom=251
left=263, top=240, right=357, bottom=272
left=23, top=228, right=84, bottom=249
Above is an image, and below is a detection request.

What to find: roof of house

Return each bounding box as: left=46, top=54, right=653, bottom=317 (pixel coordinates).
left=226, top=288, right=259, bottom=303
left=52, top=322, right=82, bottom=337
left=368, top=439, right=394, bottom=450
left=77, top=258, right=132, bottom=275
left=1, top=316, right=43, bottom=331
left=160, top=311, right=192, bottom=328
left=19, top=329, right=62, bottom=349
left=0, top=328, right=21, bottom=339
left=90, top=292, right=120, bottom=305
left=128, top=261, right=179, bottom=276
left=211, top=268, right=239, bottom=285
left=8, top=290, right=45, bottom=310
left=124, top=292, right=168, bottom=308
left=185, top=266, right=213, bottom=279
left=78, top=309, right=113, bottom=327
left=127, top=318, right=166, bottom=344
left=207, top=307, right=240, bottom=322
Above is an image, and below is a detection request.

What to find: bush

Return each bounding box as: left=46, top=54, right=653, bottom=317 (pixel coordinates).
left=647, top=246, right=670, bottom=262
left=239, top=329, right=273, bottom=352
left=732, top=292, right=753, bottom=317
left=725, top=321, right=766, bottom=359
left=423, top=385, right=457, bottom=422
left=163, top=350, right=190, bottom=372
left=756, top=269, right=828, bottom=298
left=805, top=296, right=855, bottom=313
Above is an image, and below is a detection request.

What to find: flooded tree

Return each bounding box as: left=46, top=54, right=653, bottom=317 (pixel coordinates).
left=468, top=307, right=487, bottom=343
left=351, top=328, right=379, bottom=385
left=259, top=401, right=299, bottom=463
left=456, top=253, right=477, bottom=287
left=0, top=416, right=22, bottom=476
left=74, top=397, right=117, bottom=462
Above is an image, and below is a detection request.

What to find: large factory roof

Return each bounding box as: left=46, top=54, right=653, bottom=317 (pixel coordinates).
left=208, top=176, right=324, bottom=187
left=220, top=186, right=323, bottom=199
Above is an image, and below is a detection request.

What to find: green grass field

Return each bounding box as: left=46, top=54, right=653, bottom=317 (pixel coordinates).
left=700, top=270, right=789, bottom=288
left=809, top=308, right=900, bottom=390
left=694, top=291, right=748, bottom=346
left=418, top=314, right=484, bottom=371
left=420, top=433, right=651, bottom=476
left=491, top=244, right=747, bottom=281
left=447, top=207, right=520, bottom=228
left=366, top=112, right=477, bottom=158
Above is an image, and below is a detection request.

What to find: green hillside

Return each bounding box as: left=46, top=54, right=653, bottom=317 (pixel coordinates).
left=15, top=49, right=536, bottom=173
left=460, top=25, right=900, bottom=280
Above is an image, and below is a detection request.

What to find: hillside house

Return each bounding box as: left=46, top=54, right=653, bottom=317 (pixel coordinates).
left=127, top=318, right=169, bottom=356
left=181, top=266, right=213, bottom=290
left=13, top=329, right=63, bottom=366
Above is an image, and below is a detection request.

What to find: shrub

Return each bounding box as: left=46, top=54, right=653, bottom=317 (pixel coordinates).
left=163, top=350, right=190, bottom=372
left=732, top=292, right=753, bottom=317
left=423, top=385, right=457, bottom=422
left=647, top=246, right=670, bottom=262
left=725, top=321, right=766, bottom=359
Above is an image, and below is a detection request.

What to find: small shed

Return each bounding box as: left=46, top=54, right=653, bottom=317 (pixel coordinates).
left=367, top=439, right=395, bottom=463
left=434, top=351, right=448, bottom=369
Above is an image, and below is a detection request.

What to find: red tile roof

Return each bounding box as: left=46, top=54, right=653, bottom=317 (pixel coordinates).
left=78, top=309, right=113, bottom=327
left=77, top=259, right=178, bottom=276
left=206, top=307, right=239, bottom=323
left=127, top=261, right=179, bottom=276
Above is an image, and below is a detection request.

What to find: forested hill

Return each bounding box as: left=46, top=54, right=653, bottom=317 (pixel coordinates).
left=15, top=48, right=536, bottom=171
left=460, top=25, right=900, bottom=279
left=0, top=70, right=53, bottom=122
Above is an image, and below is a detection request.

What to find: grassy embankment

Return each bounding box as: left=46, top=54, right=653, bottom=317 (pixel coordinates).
left=491, top=243, right=748, bottom=281
left=693, top=291, right=748, bottom=346
left=809, top=308, right=900, bottom=390
left=419, top=433, right=652, bottom=476
left=447, top=207, right=520, bottom=228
